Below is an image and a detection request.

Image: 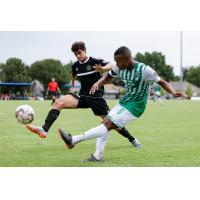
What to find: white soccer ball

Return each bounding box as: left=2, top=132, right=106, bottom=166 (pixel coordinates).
left=15, top=105, right=35, bottom=125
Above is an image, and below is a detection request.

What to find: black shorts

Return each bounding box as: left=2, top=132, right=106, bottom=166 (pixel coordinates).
left=48, top=91, right=57, bottom=97
left=70, top=93, right=110, bottom=116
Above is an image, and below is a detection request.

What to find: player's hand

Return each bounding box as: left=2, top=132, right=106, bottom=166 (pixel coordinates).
left=90, top=83, right=99, bottom=95
left=71, top=88, right=76, bottom=93
left=93, top=64, right=103, bottom=72
left=172, top=92, right=188, bottom=99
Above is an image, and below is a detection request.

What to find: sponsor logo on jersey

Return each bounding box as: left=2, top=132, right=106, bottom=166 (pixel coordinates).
left=86, top=65, right=92, bottom=71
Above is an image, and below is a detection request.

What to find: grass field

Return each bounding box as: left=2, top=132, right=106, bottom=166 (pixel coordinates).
left=0, top=99, right=200, bottom=167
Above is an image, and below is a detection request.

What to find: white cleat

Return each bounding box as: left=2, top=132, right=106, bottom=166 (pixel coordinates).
left=131, top=138, right=142, bottom=148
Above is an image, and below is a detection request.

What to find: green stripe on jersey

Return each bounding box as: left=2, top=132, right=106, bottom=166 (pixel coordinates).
left=119, top=62, right=150, bottom=117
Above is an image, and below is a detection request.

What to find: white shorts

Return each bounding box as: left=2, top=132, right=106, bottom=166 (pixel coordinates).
left=155, top=91, right=161, bottom=96
left=107, top=104, right=138, bottom=128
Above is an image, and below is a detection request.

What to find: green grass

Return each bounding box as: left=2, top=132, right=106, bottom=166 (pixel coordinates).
left=0, top=100, right=200, bottom=167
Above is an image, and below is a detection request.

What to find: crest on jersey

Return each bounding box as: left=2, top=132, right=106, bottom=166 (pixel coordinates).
left=135, top=76, right=139, bottom=81
left=86, top=65, right=92, bottom=71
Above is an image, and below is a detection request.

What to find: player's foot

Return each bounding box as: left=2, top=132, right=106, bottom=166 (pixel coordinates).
left=26, top=124, right=47, bottom=138
left=58, top=128, right=74, bottom=149
left=131, top=138, right=142, bottom=148
left=84, top=154, right=104, bottom=162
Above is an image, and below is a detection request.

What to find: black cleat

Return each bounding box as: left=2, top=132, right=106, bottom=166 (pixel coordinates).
left=83, top=154, right=104, bottom=162
left=58, top=128, right=74, bottom=149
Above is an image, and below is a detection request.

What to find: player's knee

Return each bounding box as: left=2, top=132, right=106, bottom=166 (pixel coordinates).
left=116, top=127, right=122, bottom=132
left=102, top=119, right=114, bottom=130
left=54, top=98, right=65, bottom=110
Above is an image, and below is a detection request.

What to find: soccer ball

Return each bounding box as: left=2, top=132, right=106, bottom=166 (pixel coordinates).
left=15, top=105, right=35, bottom=125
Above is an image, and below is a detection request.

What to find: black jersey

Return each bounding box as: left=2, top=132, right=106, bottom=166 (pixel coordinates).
left=72, top=57, right=109, bottom=97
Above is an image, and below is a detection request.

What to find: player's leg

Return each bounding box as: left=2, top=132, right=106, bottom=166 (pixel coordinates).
left=90, top=98, right=141, bottom=149
left=91, top=115, right=141, bottom=161
left=51, top=93, right=56, bottom=105
left=157, top=92, right=162, bottom=105
left=82, top=97, right=140, bottom=161
left=58, top=104, right=139, bottom=160
left=117, top=127, right=141, bottom=147
left=58, top=117, right=115, bottom=149
left=26, top=94, right=78, bottom=138
left=158, top=96, right=162, bottom=105
left=91, top=115, right=108, bottom=161
left=91, top=104, right=139, bottom=160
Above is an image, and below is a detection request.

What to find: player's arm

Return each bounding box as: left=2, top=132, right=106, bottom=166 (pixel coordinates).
left=143, top=65, right=187, bottom=98
left=90, top=74, right=113, bottom=94
left=158, top=79, right=186, bottom=98
left=71, top=74, right=77, bottom=87
left=71, top=63, right=77, bottom=87
left=93, top=63, right=113, bottom=73
left=46, top=85, right=49, bottom=96
left=57, top=85, right=61, bottom=94
left=90, top=64, right=119, bottom=94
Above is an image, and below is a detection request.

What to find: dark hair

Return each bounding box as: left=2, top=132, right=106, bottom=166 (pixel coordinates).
left=71, top=41, right=86, bottom=52
left=114, top=46, right=131, bottom=56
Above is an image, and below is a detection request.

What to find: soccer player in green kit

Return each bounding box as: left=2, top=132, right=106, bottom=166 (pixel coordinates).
left=153, top=82, right=163, bottom=104
left=58, top=46, right=186, bottom=161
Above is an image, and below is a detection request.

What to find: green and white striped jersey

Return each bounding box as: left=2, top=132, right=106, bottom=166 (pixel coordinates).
left=108, top=62, right=161, bottom=117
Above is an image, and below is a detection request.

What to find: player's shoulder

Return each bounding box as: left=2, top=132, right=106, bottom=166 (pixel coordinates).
left=135, top=61, right=154, bottom=73
left=135, top=61, right=148, bottom=68
left=90, top=57, right=108, bottom=64
left=90, top=57, right=101, bottom=61
left=72, top=60, right=79, bottom=67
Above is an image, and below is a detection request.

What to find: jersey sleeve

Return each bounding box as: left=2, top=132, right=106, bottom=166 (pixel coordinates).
left=142, top=66, right=161, bottom=83
left=108, top=65, right=120, bottom=78
left=72, top=63, right=77, bottom=76
left=95, top=58, right=109, bottom=66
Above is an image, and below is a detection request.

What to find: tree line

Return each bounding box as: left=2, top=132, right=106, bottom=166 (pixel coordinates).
left=0, top=51, right=200, bottom=93
left=0, top=58, right=73, bottom=93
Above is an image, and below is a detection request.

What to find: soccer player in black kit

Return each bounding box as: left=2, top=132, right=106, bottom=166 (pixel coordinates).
left=27, top=41, right=141, bottom=161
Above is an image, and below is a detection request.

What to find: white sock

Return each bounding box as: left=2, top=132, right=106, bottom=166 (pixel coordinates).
left=72, top=124, right=108, bottom=144
left=94, top=132, right=108, bottom=160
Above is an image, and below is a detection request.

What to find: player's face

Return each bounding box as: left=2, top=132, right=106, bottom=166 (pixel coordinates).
left=74, top=49, right=88, bottom=63
left=114, top=55, right=132, bottom=70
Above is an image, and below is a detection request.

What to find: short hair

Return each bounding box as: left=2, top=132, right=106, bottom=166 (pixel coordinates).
left=71, top=41, right=86, bottom=52
left=114, top=46, right=131, bottom=57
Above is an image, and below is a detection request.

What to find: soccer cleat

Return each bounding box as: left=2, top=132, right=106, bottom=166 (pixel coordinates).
left=131, top=138, right=142, bottom=148
left=26, top=124, right=47, bottom=138
left=84, top=154, right=104, bottom=162
left=58, top=128, right=74, bottom=149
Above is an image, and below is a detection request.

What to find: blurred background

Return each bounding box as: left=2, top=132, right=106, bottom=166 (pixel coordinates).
left=0, top=31, right=200, bottom=100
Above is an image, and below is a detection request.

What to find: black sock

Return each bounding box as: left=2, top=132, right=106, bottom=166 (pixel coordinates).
left=51, top=99, right=56, bottom=105
left=42, top=109, right=60, bottom=132
left=118, top=128, right=135, bottom=142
